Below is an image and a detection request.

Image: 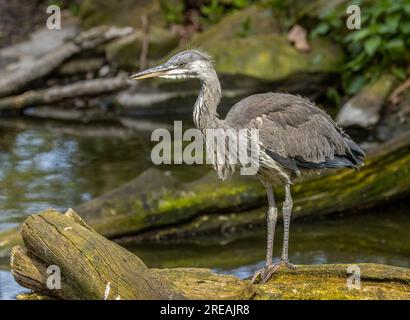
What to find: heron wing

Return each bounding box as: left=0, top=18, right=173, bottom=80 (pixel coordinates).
left=225, top=93, right=365, bottom=171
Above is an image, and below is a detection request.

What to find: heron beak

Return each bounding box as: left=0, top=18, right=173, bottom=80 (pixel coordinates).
left=129, top=64, right=176, bottom=80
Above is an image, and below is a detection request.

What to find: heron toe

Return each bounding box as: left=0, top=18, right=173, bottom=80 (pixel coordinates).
left=251, top=260, right=297, bottom=284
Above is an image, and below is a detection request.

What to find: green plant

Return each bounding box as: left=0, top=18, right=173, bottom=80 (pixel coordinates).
left=200, top=0, right=254, bottom=24
left=201, top=0, right=225, bottom=23
left=261, top=0, right=300, bottom=30
left=311, top=0, right=410, bottom=95
left=160, top=0, right=185, bottom=25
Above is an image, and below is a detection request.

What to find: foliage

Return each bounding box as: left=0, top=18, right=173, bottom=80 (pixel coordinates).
left=159, top=0, right=409, bottom=96
left=260, top=0, right=300, bottom=30
left=310, top=0, right=410, bottom=94
left=200, top=0, right=254, bottom=23
left=160, top=0, right=185, bottom=25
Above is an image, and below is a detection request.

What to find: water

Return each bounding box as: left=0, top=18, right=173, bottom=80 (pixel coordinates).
left=0, top=117, right=207, bottom=232
left=0, top=117, right=409, bottom=299
left=128, top=205, right=410, bottom=271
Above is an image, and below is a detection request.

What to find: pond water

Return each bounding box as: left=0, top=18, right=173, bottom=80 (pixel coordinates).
left=0, top=116, right=409, bottom=299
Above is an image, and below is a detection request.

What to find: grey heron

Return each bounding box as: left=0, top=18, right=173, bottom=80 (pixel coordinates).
left=130, top=50, right=365, bottom=284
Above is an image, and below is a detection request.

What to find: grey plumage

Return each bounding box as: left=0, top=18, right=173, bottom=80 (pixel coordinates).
left=226, top=93, right=365, bottom=180
left=130, top=50, right=365, bottom=283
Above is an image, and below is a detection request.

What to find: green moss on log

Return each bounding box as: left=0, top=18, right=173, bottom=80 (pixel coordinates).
left=252, top=264, right=410, bottom=300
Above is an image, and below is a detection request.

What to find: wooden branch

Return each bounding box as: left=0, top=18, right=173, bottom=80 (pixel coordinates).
left=10, top=209, right=410, bottom=300
left=10, top=208, right=184, bottom=300
left=0, top=26, right=133, bottom=98
left=0, top=77, right=130, bottom=111
left=139, top=15, right=150, bottom=71
left=389, top=77, right=410, bottom=105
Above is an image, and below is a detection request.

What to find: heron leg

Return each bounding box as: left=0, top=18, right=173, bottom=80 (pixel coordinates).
left=280, top=184, right=296, bottom=268
left=265, top=186, right=277, bottom=266
left=251, top=184, right=296, bottom=284
left=251, top=186, right=278, bottom=284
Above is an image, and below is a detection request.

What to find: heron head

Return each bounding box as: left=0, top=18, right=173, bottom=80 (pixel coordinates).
left=130, top=50, right=214, bottom=81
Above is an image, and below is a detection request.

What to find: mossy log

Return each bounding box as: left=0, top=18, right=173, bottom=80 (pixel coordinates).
left=11, top=209, right=410, bottom=300
left=1, top=131, right=410, bottom=259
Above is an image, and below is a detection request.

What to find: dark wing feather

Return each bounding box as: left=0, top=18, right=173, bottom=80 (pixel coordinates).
left=225, top=93, right=365, bottom=172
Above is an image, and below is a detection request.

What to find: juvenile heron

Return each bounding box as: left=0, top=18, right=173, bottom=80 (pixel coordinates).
left=130, top=50, right=365, bottom=283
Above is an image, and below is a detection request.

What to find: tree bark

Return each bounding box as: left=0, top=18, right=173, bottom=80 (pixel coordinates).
left=10, top=209, right=410, bottom=300
left=0, top=26, right=133, bottom=98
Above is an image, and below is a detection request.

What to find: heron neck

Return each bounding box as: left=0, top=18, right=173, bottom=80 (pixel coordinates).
left=193, top=69, right=222, bottom=130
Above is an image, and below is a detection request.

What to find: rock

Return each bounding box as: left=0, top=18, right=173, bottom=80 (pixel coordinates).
left=79, top=0, right=166, bottom=29
left=337, top=74, right=396, bottom=128
left=176, top=4, right=343, bottom=83
left=105, top=27, right=178, bottom=70
left=376, top=83, right=410, bottom=141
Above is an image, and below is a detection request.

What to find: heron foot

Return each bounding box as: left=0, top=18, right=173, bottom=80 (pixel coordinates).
left=251, top=260, right=297, bottom=284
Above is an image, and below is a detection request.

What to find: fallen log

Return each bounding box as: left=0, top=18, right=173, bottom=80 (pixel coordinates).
left=0, top=77, right=130, bottom=111
left=0, top=25, right=133, bottom=98
left=10, top=209, right=410, bottom=300
left=1, top=131, right=409, bottom=258
left=11, top=209, right=183, bottom=300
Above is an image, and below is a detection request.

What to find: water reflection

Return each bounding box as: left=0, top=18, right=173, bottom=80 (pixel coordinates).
left=0, top=119, right=158, bottom=231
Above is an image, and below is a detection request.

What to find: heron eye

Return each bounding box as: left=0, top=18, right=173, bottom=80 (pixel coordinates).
left=179, top=62, right=187, bottom=68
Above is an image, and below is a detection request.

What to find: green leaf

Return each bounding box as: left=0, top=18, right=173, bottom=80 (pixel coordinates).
left=346, top=75, right=366, bottom=95
left=326, top=87, right=341, bottom=106
left=391, top=66, right=406, bottom=80
left=385, top=13, right=401, bottom=32
left=364, top=36, right=382, bottom=56
left=404, top=3, right=410, bottom=14
left=385, top=38, right=405, bottom=51
left=232, top=0, right=250, bottom=9
left=347, top=28, right=370, bottom=42
left=310, top=22, right=329, bottom=37
left=344, top=52, right=366, bottom=72
left=400, top=21, right=410, bottom=34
